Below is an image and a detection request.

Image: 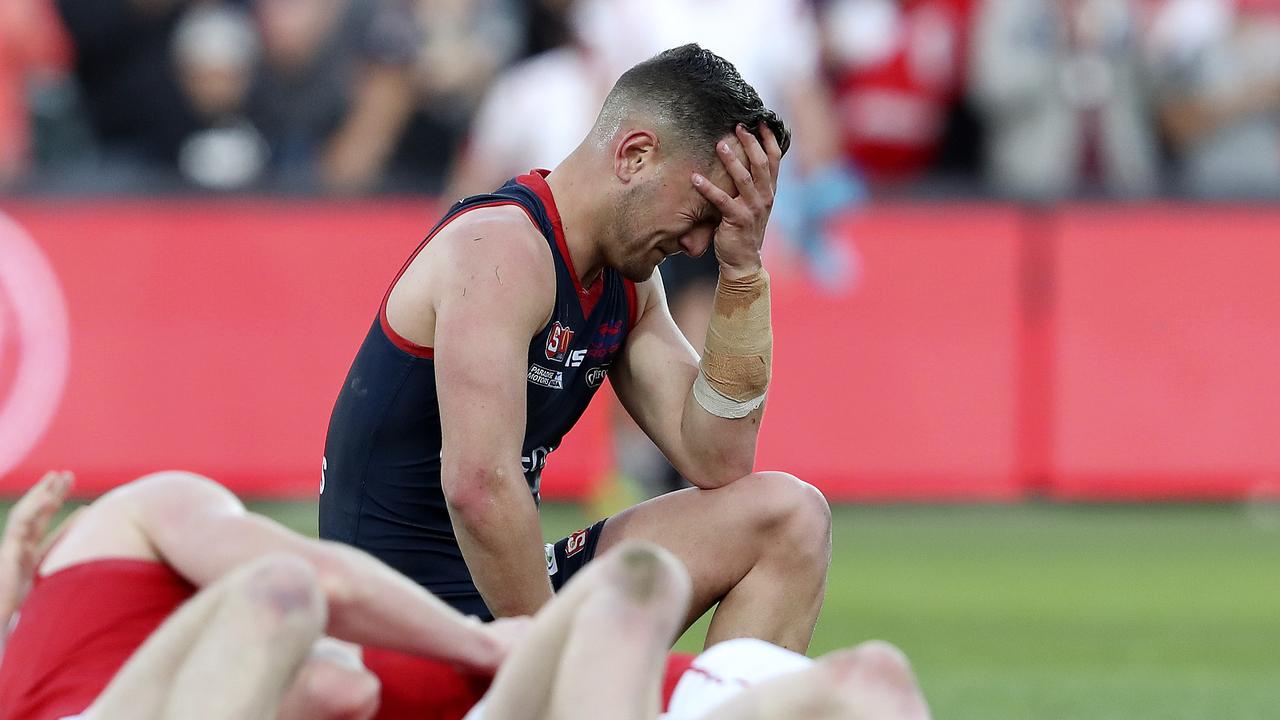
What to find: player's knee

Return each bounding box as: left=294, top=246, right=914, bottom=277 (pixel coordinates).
left=605, top=539, right=693, bottom=607
left=292, top=661, right=381, bottom=720
left=752, top=472, right=832, bottom=564
left=238, top=553, right=328, bottom=635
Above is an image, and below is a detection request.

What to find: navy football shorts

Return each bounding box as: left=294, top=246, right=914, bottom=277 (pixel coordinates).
left=546, top=518, right=609, bottom=591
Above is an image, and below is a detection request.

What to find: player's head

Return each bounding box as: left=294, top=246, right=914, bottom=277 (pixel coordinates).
left=590, top=44, right=791, bottom=282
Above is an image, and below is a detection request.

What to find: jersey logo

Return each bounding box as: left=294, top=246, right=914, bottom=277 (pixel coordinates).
left=565, top=529, right=589, bottom=558
left=587, top=321, right=624, bottom=360
left=585, top=366, right=608, bottom=388
left=521, top=445, right=554, bottom=475
left=545, top=543, right=559, bottom=576
left=527, top=363, right=564, bottom=389
left=545, top=322, right=576, bottom=363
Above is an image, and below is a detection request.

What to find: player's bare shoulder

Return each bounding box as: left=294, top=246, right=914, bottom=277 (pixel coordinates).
left=388, top=205, right=556, bottom=346
left=434, top=205, right=553, bottom=275
left=428, top=206, right=556, bottom=315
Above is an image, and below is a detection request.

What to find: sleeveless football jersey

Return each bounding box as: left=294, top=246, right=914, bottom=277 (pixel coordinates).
left=320, top=170, right=636, bottom=617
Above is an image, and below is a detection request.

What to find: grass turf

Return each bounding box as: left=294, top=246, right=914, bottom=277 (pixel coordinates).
left=5, top=500, right=1277, bottom=719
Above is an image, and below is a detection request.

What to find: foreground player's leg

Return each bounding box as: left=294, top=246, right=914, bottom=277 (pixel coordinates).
left=548, top=543, right=690, bottom=720
left=595, top=471, right=831, bottom=652
left=84, top=554, right=327, bottom=720
left=697, top=641, right=932, bottom=720
left=477, top=541, right=691, bottom=720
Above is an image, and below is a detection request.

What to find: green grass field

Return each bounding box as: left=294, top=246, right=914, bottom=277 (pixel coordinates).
left=6, top=500, right=1278, bottom=719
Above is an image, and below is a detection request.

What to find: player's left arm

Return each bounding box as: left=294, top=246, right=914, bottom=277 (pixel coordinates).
left=611, top=124, right=782, bottom=489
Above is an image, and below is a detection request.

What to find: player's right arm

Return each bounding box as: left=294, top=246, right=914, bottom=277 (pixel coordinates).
left=428, top=209, right=559, bottom=618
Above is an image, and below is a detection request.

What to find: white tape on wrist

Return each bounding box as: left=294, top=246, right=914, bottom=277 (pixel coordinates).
left=693, top=370, right=766, bottom=419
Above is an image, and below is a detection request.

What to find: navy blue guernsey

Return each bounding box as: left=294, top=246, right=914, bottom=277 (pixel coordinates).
left=319, top=170, right=636, bottom=617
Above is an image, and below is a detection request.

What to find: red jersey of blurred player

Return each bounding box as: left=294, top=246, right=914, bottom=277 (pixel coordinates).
left=0, top=472, right=516, bottom=720
left=0, top=558, right=479, bottom=720
left=822, top=0, right=973, bottom=180
left=0, top=473, right=695, bottom=720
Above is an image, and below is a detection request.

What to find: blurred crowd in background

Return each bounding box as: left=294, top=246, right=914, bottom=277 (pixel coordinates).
left=2, top=0, right=1280, bottom=200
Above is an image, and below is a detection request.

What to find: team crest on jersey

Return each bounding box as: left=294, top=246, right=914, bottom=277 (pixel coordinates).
left=544, top=322, right=576, bottom=363
left=587, top=320, right=624, bottom=360
left=585, top=366, right=608, bottom=388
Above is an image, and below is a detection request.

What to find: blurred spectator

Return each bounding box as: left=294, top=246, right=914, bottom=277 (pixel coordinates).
left=54, top=0, right=204, bottom=177
left=444, top=4, right=611, bottom=199
left=172, top=4, right=268, bottom=190
left=1147, top=0, right=1280, bottom=198
left=0, top=0, right=72, bottom=187
left=384, top=0, right=524, bottom=194
left=521, top=0, right=577, bottom=58
left=970, top=0, right=1158, bottom=199
left=816, top=0, right=975, bottom=185
left=249, top=0, right=419, bottom=193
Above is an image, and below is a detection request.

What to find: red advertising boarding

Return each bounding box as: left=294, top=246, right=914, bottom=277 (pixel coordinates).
left=1, top=200, right=1278, bottom=501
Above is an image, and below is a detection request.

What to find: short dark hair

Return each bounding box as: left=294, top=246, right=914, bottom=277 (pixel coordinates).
left=603, top=43, right=791, bottom=160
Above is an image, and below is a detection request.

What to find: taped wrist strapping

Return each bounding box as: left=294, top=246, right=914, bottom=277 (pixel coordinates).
left=693, top=268, right=772, bottom=419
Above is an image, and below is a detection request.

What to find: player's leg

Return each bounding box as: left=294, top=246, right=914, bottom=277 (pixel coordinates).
left=477, top=541, right=690, bottom=720
left=83, top=554, right=326, bottom=720
left=692, top=641, right=931, bottom=720
left=546, top=541, right=690, bottom=720
left=593, top=471, right=831, bottom=652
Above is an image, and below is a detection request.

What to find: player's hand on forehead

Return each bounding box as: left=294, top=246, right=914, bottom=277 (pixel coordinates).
left=693, top=123, right=782, bottom=207
left=707, top=122, right=781, bottom=187
left=690, top=122, right=783, bottom=273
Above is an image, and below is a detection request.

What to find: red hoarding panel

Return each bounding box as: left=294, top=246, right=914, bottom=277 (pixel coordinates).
left=1, top=200, right=441, bottom=496
left=758, top=205, right=1023, bottom=499
left=0, top=201, right=1022, bottom=500
left=0, top=200, right=612, bottom=499
left=1048, top=205, right=1280, bottom=499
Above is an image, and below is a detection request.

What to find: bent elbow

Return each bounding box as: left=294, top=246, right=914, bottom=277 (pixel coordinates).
left=441, top=463, right=512, bottom=526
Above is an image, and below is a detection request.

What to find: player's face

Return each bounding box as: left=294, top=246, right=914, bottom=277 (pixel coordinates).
left=604, top=154, right=727, bottom=283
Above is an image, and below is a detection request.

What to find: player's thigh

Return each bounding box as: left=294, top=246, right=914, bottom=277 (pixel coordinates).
left=547, top=546, right=687, bottom=720
left=473, top=542, right=687, bottom=720
left=594, top=472, right=823, bottom=616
